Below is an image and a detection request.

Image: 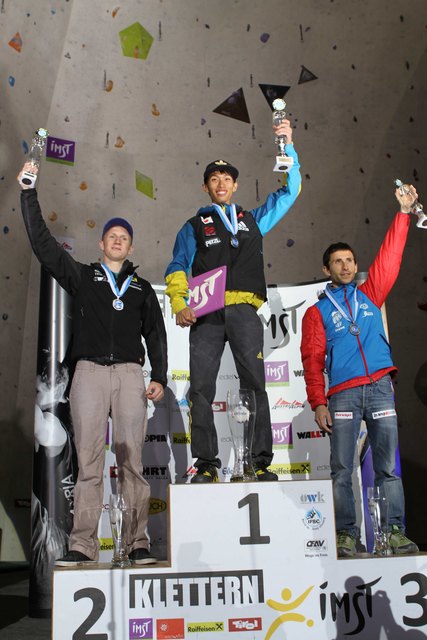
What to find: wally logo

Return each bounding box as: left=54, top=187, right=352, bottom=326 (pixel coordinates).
left=265, top=361, right=290, bottom=386
left=303, top=508, right=325, bottom=530
left=265, top=585, right=314, bottom=638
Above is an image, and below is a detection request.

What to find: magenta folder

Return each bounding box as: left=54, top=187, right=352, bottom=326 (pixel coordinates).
left=188, top=266, right=227, bottom=318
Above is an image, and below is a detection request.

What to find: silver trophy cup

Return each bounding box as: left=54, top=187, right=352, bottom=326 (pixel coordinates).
left=227, top=389, right=257, bottom=482
left=19, top=128, right=49, bottom=188
left=109, top=493, right=131, bottom=568
left=272, top=99, right=293, bottom=173
left=367, top=486, right=389, bottom=556
left=395, top=179, right=426, bottom=229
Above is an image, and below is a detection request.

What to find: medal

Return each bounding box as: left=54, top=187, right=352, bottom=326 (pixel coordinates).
left=102, top=263, right=134, bottom=312
left=113, top=298, right=124, bottom=311
left=349, top=322, right=360, bottom=336
left=213, top=203, right=239, bottom=248
left=324, top=285, right=361, bottom=337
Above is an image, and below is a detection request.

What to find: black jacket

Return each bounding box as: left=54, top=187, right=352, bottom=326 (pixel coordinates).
left=21, top=189, right=167, bottom=387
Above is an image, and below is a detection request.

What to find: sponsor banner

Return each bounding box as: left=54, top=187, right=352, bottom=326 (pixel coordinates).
left=54, top=483, right=427, bottom=640
left=264, top=360, right=290, bottom=386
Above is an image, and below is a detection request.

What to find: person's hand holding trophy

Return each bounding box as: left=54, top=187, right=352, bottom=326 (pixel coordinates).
left=272, top=99, right=294, bottom=173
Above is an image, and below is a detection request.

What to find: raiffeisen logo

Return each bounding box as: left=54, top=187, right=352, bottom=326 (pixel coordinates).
left=171, top=370, right=190, bottom=381
left=272, top=422, right=293, bottom=448
left=173, top=432, right=191, bottom=444
left=265, top=361, right=290, bottom=386
left=272, top=398, right=304, bottom=410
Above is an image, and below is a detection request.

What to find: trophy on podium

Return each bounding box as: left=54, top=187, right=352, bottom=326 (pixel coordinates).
left=19, top=128, right=49, bottom=188
left=395, top=179, right=426, bottom=229
left=227, top=389, right=257, bottom=482
left=367, top=486, right=389, bottom=556
left=272, top=99, right=293, bottom=173
left=109, top=493, right=131, bottom=568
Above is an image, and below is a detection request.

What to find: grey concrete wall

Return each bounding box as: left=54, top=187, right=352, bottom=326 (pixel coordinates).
left=0, top=0, right=426, bottom=559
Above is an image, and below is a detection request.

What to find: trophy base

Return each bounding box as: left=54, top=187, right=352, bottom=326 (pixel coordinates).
left=19, top=171, right=37, bottom=188
left=111, top=553, right=131, bottom=568
left=273, top=155, right=294, bottom=173
left=416, top=213, right=427, bottom=229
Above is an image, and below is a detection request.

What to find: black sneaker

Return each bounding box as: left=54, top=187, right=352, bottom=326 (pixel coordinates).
left=55, top=550, right=95, bottom=567
left=190, top=463, right=219, bottom=484
left=128, top=548, right=157, bottom=565
left=253, top=463, right=278, bottom=482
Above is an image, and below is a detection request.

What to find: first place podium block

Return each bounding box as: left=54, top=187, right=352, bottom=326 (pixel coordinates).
left=53, top=480, right=427, bottom=639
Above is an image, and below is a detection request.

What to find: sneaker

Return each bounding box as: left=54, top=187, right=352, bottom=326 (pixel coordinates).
left=253, top=463, right=278, bottom=482
left=388, top=525, right=419, bottom=555
left=55, top=550, right=95, bottom=567
left=129, top=548, right=157, bottom=565
left=336, top=530, right=356, bottom=558
left=190, top=463, right=219, bottom=484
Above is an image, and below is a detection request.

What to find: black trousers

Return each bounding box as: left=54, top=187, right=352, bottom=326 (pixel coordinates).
left=189, top=303, right=273, bottom=468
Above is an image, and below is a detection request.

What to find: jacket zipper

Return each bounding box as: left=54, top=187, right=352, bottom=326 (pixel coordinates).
left=344, top=287, right=373, bottom=382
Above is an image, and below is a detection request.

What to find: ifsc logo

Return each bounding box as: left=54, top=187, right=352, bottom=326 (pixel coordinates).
left=302, top=507, right=325, bottom=530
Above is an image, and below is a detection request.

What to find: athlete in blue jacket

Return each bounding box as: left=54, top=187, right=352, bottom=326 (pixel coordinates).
left=165, top=120, right=301, bottom=483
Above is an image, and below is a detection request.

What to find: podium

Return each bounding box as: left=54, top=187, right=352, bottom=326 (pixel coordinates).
left=53, top=480, right=427, bottom=639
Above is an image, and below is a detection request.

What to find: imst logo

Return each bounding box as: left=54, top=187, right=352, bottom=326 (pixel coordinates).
left=129, top=618, right=153, bottom=639
left=265, top=361, right=290, bottom=386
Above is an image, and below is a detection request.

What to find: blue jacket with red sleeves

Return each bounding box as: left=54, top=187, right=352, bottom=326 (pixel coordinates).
left=301, top=212, right=410, bottom=410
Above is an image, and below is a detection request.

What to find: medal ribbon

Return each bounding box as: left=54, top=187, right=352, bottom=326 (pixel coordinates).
left=324, top=284, right=359, bottom=326
left=101, top=263, right=133, bottom=302
left=213, top=203, right=238, bottom=237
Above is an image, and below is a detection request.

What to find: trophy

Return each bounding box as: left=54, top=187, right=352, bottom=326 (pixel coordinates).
left=227, top=389, right=257, bottom=482
left=395, top=179, right=427, bottom=229
left=367, top=486, right=389, bottom=556
left=272, top=99, right=293, bottom=173
left=109, top=493, right=131, bottom=568
left=19, top=128, right=49, bottom=188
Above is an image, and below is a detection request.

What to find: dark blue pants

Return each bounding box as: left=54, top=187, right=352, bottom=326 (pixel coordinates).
left=189, top=304, right=273, bottom=468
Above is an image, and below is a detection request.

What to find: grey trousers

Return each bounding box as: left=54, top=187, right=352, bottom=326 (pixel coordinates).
left=69, top=360, right=150, bottom=560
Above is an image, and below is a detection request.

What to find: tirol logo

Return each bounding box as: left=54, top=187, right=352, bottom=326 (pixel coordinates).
left=303, top=508, right=325, bottom=530
left=156, top=618, right=185, bottom=639
left=272, top=422, right=292, bottom=448
left=46, top=136, right=75, bottom=165
left=212, top=401, right=226, bottom=412
left=129, top=618, right=153, bottom=639
left=229, top=617, right=262, bottom=632
left=265, top=361, right=290, bottom=386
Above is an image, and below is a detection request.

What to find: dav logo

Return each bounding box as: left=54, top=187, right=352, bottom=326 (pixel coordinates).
left=129, top=618, right=153, bottom=639
left=229, top=617, right=262, bottom=632
left=305, top=539, right=328, bottom=552
left=265, top=361, right=290, bottom=386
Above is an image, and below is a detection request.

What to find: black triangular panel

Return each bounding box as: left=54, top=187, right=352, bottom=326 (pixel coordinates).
left=213, top=87, right=250, bottom=123
left=298, top=66, right=318, bottom=84
left=259, top=84, right=291, bottom=109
